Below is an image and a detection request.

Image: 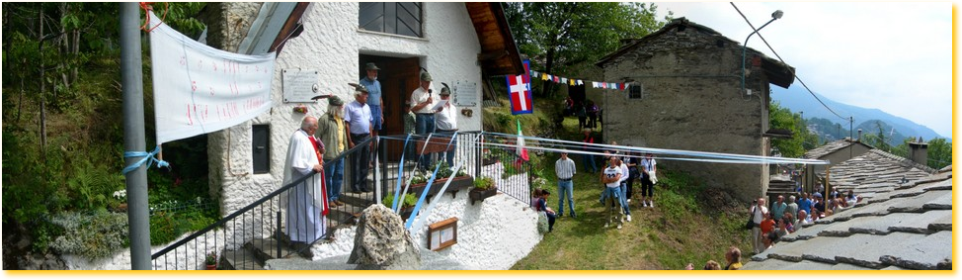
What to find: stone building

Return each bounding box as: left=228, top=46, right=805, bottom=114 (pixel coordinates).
left=594, top=18, right=795, bottom=203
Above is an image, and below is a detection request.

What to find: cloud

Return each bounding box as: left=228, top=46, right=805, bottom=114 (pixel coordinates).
left=655, top=2, right=952, bottom=137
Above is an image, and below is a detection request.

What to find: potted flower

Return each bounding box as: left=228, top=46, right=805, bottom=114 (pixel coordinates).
left=383, top=193, right=418, bottom=221
left=409, top=162, right=475, bottom=198
left=293, top=104, right=308, bottom=114
left=205, top=251, right=217, bottom=270
left=469, top=176, right=497, bottom=205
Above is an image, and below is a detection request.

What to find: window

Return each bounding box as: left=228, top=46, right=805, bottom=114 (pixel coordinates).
left=252, top=125, right=270, bottom=174
left=628, top=84, right=643, bottom=99
left=359, top=2, right=423, bottom=37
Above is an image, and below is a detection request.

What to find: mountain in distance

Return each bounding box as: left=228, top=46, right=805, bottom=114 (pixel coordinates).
left=771, top=86, right=948, bottom=142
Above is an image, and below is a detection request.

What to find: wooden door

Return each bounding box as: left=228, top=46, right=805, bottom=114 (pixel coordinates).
left=378, top=57, right=420, bottom=161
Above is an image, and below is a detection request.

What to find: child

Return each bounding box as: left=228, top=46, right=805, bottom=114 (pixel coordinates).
left=536, top=190, right=556, bottom=232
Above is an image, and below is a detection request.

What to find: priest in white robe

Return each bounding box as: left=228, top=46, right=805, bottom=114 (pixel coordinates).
left=281, top=116, right=329, bottom=244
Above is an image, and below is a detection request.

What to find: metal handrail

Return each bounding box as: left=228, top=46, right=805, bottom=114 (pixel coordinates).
left=150, top=137, right=374, bottom=261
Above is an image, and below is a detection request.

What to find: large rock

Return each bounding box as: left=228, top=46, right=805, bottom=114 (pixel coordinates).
left=347, top=204, right=420, bottom=270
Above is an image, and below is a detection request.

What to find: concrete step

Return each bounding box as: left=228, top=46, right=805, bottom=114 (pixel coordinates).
left=246, top=238, right=312, bottom=262
left=221, top=249, right=263, bottom=270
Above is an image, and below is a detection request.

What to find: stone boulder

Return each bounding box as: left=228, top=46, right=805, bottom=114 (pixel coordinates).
left=347, top=204, right=420, bottom=270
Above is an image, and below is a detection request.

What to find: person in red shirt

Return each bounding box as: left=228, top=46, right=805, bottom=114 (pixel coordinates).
left=759, top=213, right=776, bottom=250
left=581, top=129, right=598, bottom=173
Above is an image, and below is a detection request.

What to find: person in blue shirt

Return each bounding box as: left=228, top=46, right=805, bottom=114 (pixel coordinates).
left=359, top=62, right=383, bottom=139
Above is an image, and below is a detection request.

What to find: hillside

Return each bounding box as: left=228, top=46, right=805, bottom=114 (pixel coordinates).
left=772, top=86, right=946, bottom=141
left=480, top=99, right=752, bottom=270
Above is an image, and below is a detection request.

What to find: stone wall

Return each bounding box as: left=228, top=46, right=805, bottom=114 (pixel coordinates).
left=600, top=24, right=772, bottom=203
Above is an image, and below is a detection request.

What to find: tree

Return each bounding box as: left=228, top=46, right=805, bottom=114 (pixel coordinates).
left=769, top=101, right=805, bottom=157
left=926, top=138, right=952, bottom=169
left=504, top=2, right=670, bottom=97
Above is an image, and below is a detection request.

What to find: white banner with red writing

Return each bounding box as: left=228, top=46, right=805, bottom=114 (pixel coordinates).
left=148, top=11, right=275, bottom=144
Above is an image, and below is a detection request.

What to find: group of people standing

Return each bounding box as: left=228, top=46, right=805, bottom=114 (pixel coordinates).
left=407, top=70, right=459, bottom=168
left=539, top=148, right=658, bottom=232
left=599, top=151, right=657, bottom=229
left=280, top=62, right=461, bottom=245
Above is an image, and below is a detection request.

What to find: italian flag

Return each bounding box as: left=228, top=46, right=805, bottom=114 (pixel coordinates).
left=516, top=119, right=529, bottom=161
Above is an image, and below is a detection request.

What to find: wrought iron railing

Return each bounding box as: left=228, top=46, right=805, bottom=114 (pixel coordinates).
left=149, top=131, right=535, bottom=270
left=149, top=137, right=375, bottom=270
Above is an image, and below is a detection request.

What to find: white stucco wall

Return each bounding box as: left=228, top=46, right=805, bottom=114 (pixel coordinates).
left=211, top=2, right=485, bottom=219
left=311, top=187, right=541, bottom=270
left=64, top=229, right=229, bottom=270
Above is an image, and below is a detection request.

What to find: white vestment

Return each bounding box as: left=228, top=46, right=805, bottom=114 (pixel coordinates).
left=281, top=129, right=327, bottom=243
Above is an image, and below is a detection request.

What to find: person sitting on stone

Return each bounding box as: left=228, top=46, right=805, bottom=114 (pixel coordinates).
left=759, top=212, right=776, bottom=250
left=535, top=189, right=556, bottom=232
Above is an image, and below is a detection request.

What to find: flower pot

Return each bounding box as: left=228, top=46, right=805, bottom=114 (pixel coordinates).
left=409, top=176, right=475, bottom=198
left=469, top=187, right=498, bottom=205
left=206, top=264, right=216, bottom=270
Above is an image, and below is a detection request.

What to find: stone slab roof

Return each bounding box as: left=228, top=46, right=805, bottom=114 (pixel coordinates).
left=742, top=175, right=953, bottom=270
left=803, top=139, right=873, bottom=159
left=817, top=149, right=938, bottom=191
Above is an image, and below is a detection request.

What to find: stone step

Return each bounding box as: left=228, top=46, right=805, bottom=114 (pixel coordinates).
left=246, top=238, right=312, bottom=262
left=221, top=249, right=264, bottom=270
left=328, top=208, right=361, bottom=228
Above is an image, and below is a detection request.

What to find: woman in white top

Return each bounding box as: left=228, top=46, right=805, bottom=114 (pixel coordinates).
left=600, top=156, right=624, bottom=229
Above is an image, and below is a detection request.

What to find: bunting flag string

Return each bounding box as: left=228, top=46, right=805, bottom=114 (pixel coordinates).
left=527, top=68, right=630, bottom=92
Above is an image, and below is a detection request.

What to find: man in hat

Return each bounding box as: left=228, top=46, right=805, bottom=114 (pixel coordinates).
left=316, top=96, right=348, bottom=206
left=344, top=84, right=374, bottom=193
left=410, top=71, right=437, bottom=168
left=434, top=85, right=458, bottom=166
left=359, top=62, right=384, bottom=146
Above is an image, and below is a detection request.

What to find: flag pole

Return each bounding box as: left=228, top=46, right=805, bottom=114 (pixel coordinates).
left=120, top=2, right=151, bottom=270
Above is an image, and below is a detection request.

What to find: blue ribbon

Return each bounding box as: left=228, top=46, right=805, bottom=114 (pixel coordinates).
left=405, top=131, right=458, bottom=230
left=392, top=134, right=412, bottom=212
left=122, top=145, right=170, bottom=174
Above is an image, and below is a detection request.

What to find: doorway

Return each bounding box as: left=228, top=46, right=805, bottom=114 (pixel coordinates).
left=359, top=54, right=421, bottom=161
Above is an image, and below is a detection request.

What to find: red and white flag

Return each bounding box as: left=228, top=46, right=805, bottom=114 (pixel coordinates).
left=506, top=60, right=533, bottom=115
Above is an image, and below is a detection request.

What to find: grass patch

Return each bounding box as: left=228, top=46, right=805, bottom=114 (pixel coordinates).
left=509, top=116, right=753, bottom=270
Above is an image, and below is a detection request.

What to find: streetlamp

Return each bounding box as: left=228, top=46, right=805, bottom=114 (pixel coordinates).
left=741, top=10, right=784, bottom=95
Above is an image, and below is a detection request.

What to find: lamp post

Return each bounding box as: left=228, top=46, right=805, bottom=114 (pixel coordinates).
left=741, top=10, right=784, bottom=95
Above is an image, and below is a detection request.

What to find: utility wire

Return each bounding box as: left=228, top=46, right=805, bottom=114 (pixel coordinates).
left=730, top=2, right=850, bottom=122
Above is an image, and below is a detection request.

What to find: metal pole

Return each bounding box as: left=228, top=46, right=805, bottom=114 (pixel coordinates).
left=741, top=17, right=778, bottom=95
left=120, top=2, right=151, bottom=270
left=849, top=116, right=853, bottom=158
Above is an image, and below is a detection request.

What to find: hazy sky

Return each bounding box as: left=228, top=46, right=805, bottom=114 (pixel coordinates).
left=654, top=2, right=952, bottom=138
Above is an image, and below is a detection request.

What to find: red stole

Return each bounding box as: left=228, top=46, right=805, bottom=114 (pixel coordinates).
left=308, top=135, right=330, bottom=216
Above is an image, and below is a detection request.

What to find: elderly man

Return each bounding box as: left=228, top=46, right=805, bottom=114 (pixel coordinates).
left=282, top=116, right=328, bottom=244
left=555, top=152, right=577, bottom=218
left=359, top=62, right=384, bottom=139
left=749, top=198, right=769, bottom=255
left=345, top=84, right=374, bottom=193
left=771, top=195, right=787, bottom=223
left=316, top=96, right=347, bottom=206
left=410, top=71, right=437, bottom=169
left=434, top=85, right=458, bottom=166
left=786, top=195, right=799, bottom=226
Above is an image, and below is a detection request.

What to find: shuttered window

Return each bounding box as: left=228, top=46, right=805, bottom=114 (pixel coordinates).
left=252, top=125, right=270, bottom=174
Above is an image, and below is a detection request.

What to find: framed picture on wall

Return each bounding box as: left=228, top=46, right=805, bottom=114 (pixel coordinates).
left=428, top=217, right=458, bottom=251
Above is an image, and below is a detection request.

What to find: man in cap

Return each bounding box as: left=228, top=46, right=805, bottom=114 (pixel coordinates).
left=344, top=83, right=374, bottom=193
left=434, top=84, right=458, bottom=166
left=409, top=71, right=437, bottom=169
left=316, top=96, right=348, bottom=206
left=359, top=63, right=384, bottom=151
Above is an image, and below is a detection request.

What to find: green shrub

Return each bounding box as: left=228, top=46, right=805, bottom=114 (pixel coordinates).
left=48, top=210, right=128, bottom=259
left=473, top=176, right=495, bottom=190
left=382, top=193, right=417, bottom=209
